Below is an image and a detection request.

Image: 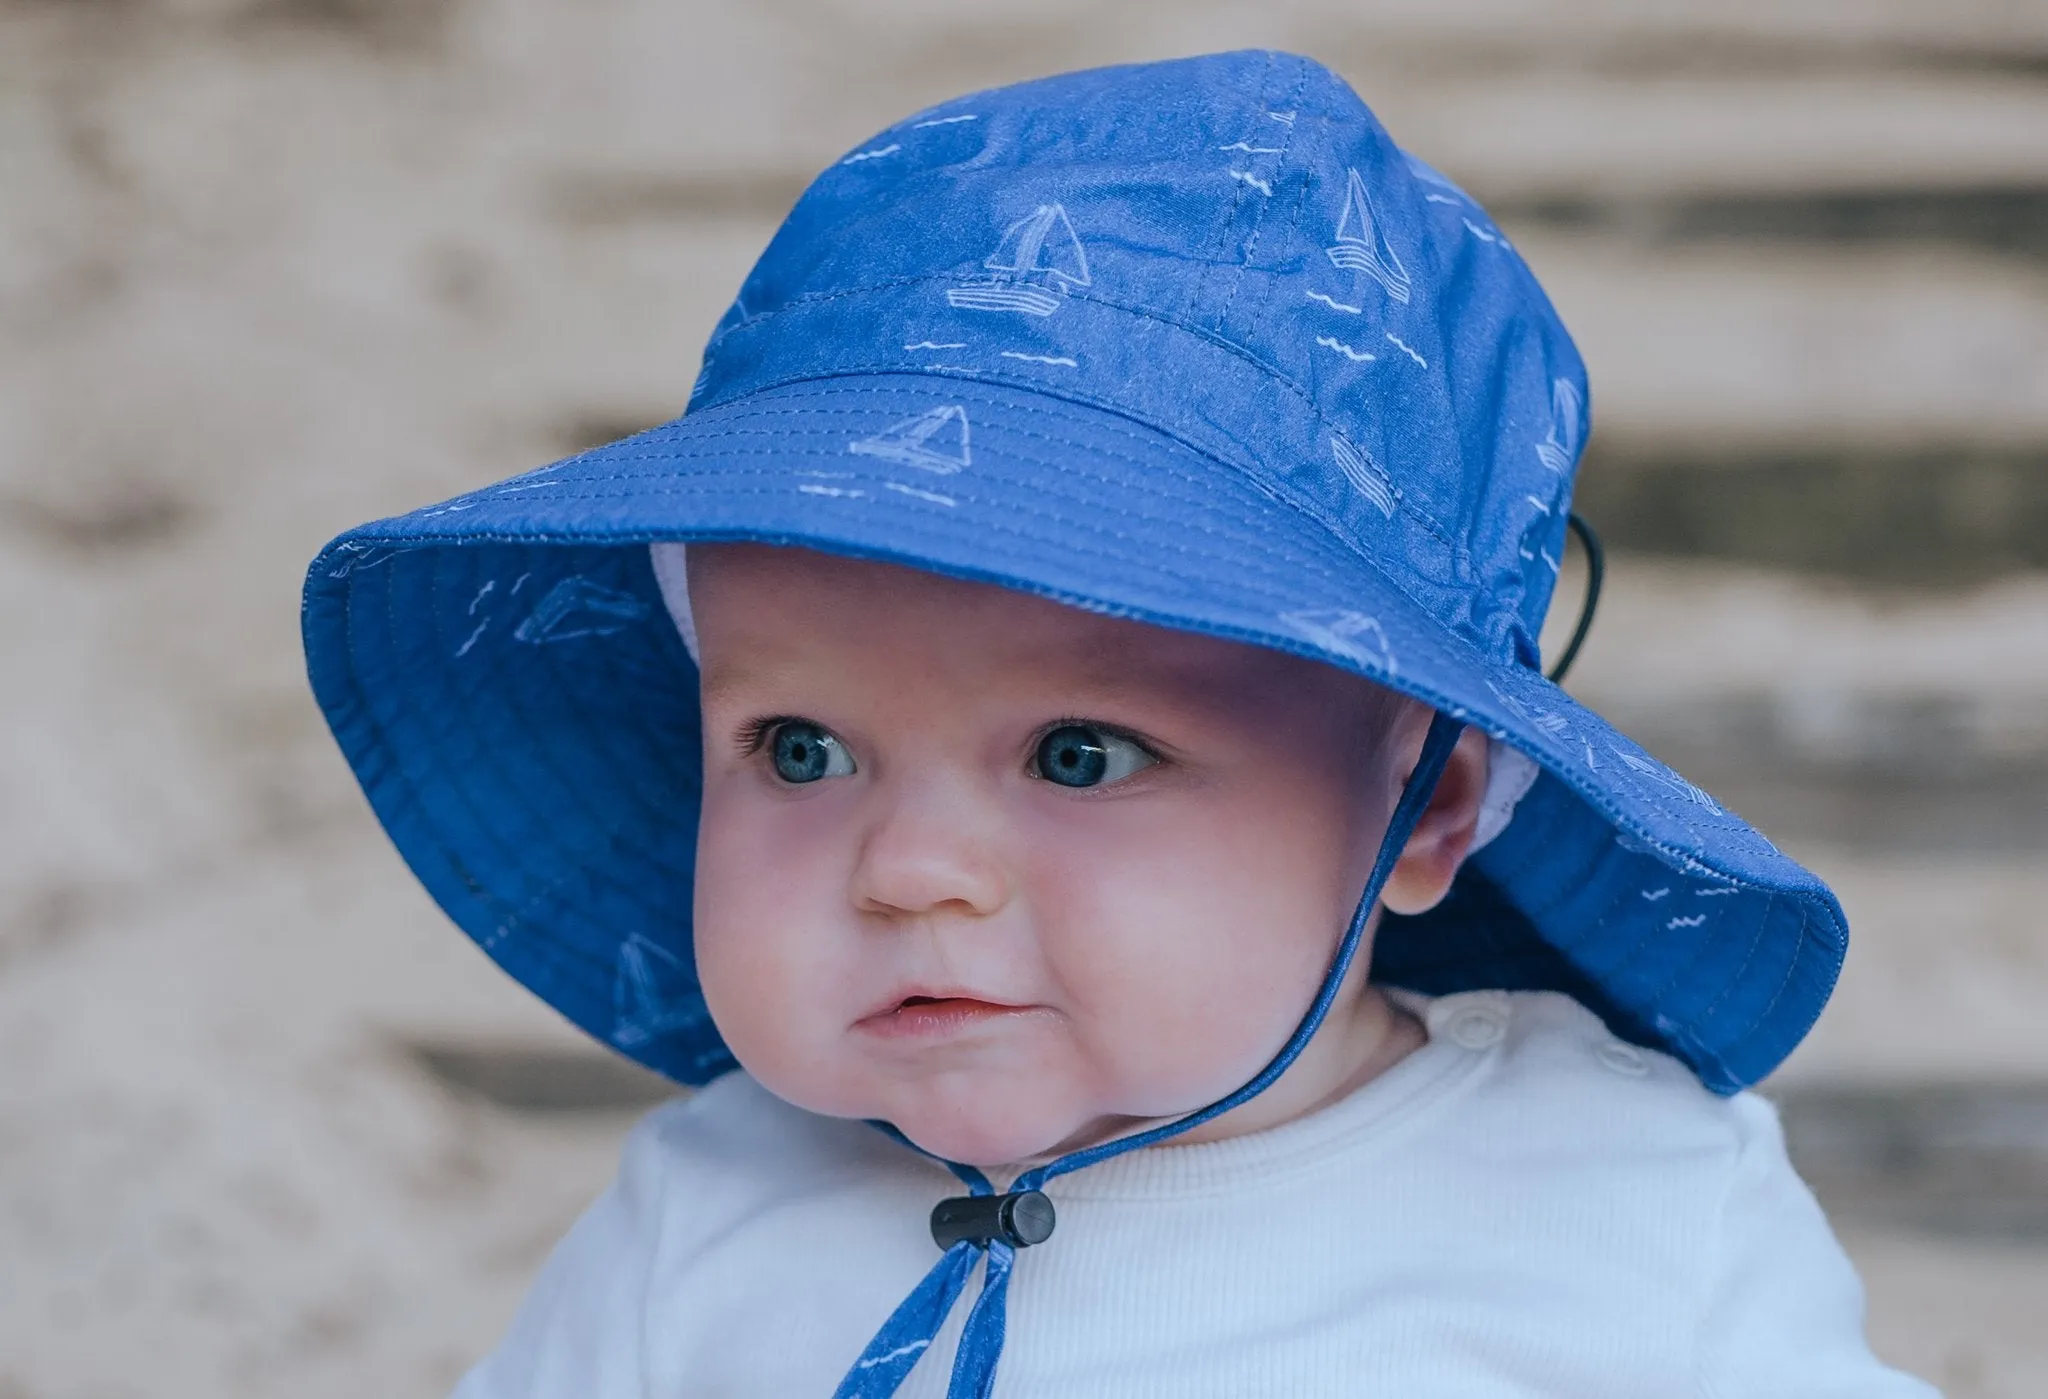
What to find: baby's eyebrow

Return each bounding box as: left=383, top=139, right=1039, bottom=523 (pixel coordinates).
left=694, top=664, right=778, bottom=710
left=694, top=641, right=1259, bottom=725
left=1056, top=648, right=1275, bottom=711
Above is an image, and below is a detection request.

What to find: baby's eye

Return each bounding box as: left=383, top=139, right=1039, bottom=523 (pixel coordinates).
left=768, top=720, right=857, bottom=784
left=1031, top=724, right=1156, bottom=789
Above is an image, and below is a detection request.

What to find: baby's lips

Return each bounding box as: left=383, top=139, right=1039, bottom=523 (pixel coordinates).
left=856, top=984, right=1029, bottom=1022
left=849, top=984, right=1062, bottom=1041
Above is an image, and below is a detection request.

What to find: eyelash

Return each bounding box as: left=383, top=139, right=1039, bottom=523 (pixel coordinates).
left=735, top=714, right=800, bottom=757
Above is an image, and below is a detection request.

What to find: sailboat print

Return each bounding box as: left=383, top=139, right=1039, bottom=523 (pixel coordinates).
left=847, top=405, right=973, bottom=474
left=612, top=934, right=707, bottom=1049
left=1534, top=378, right=1583, bottom=475
left=1325, top=168, right=1412, bottom=305
left=511, top=575, right=650, bottom=645
left=946, top=203, right=1092, bottom=316
left=1279, top=608, right=1397, bottom=676
left=1329, top=432, right=1398, bottom=517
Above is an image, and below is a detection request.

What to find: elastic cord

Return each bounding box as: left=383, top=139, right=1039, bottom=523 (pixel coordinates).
left=1544, top=513, right=1604, bottom=685
left=834, top=710, right=1469, bottom=1399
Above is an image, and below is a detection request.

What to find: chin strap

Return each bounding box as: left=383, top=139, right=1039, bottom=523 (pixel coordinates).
left=832, top=712, right=1468, bottom=1399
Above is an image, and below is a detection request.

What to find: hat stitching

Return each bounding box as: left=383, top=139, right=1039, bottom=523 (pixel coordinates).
left=336, top=441, right=1806, bottom=923
left=1204, top=54, right=1309, bottom=333
left=1473, top=799, right=1824, bottom=1071
left=1699, top=892, right=1820, bottom=1038
left=697, top=277, right=1472, bottom=543
left=385, top=520, right=1417, bottom=716
left=682, top=369, right=1466, bottom=556
left=472, top=471, right=1371, bottom=611
left=1579, top=884, right=1750, bottom=1025
left=1475, top=695, right=1799, bottom=901
left=1184, top=47, right=1277, bottom=324
left=424, top=582, right=733, bottom=1078
left=466, top=423, right=1424, bottom=609
left=723, top=314, right=1466, bottom=555
left=1244, top=96, right=1334, bottom=348
left=404, top=552, right=694, bottom=973
left=454, top=497, right=1461, bottom=709
left=346, top=561, right=545, bottom=953
left=430, top=646, right=674, bottom=973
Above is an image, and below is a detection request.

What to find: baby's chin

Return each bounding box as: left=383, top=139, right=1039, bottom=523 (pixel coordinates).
left=772, top=1067, right=1132, bottom=1169
left=864, top=1077, right=1199, bottom=1170
left=889, top=1107, right=1111, bottom=1170
left=742, top=1036, right=1226, bottom=1168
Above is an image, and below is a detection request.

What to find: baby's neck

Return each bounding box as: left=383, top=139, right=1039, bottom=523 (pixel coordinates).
left=1171, top=984, right=1427, bottom=1148
left=1010, top=984, right=1427, bottom=1169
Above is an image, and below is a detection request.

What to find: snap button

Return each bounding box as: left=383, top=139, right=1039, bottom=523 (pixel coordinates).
left=1595, top=1041, right=1649, bottom=1077
left=1446, top=1008, right=1505, bottom=1050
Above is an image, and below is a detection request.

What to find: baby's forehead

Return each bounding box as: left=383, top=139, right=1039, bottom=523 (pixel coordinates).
left=683, top=543, right=1376, bottom=714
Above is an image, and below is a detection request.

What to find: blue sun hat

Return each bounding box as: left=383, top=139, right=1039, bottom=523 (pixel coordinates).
left=303, top=48, right=1847, bottom=1397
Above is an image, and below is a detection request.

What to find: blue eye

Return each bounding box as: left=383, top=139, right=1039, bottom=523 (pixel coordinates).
left=1033, top=724, right=1155, bottom=788
left=769, top=721, right=856, bottom=783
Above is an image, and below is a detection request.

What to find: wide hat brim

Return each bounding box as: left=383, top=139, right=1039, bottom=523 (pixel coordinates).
left=305, top=372, right=1843, bottom=1094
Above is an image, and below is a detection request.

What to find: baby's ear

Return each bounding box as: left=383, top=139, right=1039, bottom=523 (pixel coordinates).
left=1379, top=725, right=1492, bottom=917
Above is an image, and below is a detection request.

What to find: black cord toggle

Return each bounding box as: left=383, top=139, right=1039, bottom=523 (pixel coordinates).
left=930, top=1190, right=1057, bottom=1251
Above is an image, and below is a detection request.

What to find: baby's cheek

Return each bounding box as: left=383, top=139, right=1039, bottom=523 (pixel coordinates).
left=1041, top=846, right=1334, bottom=1112
left=692, top=819, right=843, bottom=1092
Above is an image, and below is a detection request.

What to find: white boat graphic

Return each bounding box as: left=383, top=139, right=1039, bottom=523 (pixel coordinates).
left=1279, top=608, right=1397, bottom=676
left=1325, top=168, right=1412, bottom=305
left=1534, top=377, right=1583, bottom=474
left=847, top=405, right=972, bottom=474
left=511, top=575, right=650, bottom=645
left=1329, top=432, right=1398, bottom=517
left=612, top=934, right=706, bottom=1049
left=946, top=203, right=1091, bottom=316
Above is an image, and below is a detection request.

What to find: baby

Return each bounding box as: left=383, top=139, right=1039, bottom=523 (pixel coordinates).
left=303, top=51, right=1937, bottom=1396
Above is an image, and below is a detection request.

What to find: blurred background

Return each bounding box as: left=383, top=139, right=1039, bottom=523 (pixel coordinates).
left=3, top=1, right=2046, bottom=1394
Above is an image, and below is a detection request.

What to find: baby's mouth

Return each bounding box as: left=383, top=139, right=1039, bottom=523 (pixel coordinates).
left=857, top=993, right=1039, bottom=1040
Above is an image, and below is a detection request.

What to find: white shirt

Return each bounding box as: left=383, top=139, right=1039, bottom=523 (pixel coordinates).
left=455, top=991, right=1938, bottom=1398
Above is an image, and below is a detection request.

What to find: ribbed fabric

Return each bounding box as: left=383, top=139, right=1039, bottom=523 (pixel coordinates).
left=453, top=992, right=1936, bottom=1399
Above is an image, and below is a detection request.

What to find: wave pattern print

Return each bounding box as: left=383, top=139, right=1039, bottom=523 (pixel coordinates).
left=1326, top=168, right=1413, bottom=305
left=1330, top=433, right=1398, bottom=516
left=1315, top=335, right=1377, bottom=363
left=1305, top=290, right=1361, bottom=314
left=847, top=406, right=973, bottom=475
left=946, top=203, right=1091, bottom=317
left=1384, top=333, right=1427, bottom=368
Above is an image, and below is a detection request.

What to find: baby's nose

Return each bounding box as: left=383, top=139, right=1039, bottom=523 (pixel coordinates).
left=848, top=780, right=1012, bottom=921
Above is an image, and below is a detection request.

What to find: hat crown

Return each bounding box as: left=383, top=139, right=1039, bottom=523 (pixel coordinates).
left=695, top=50, right=1589, bottom=664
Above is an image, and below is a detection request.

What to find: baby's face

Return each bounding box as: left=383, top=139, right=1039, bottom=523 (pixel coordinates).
left=688, top=544, right=1423, bottom=1166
